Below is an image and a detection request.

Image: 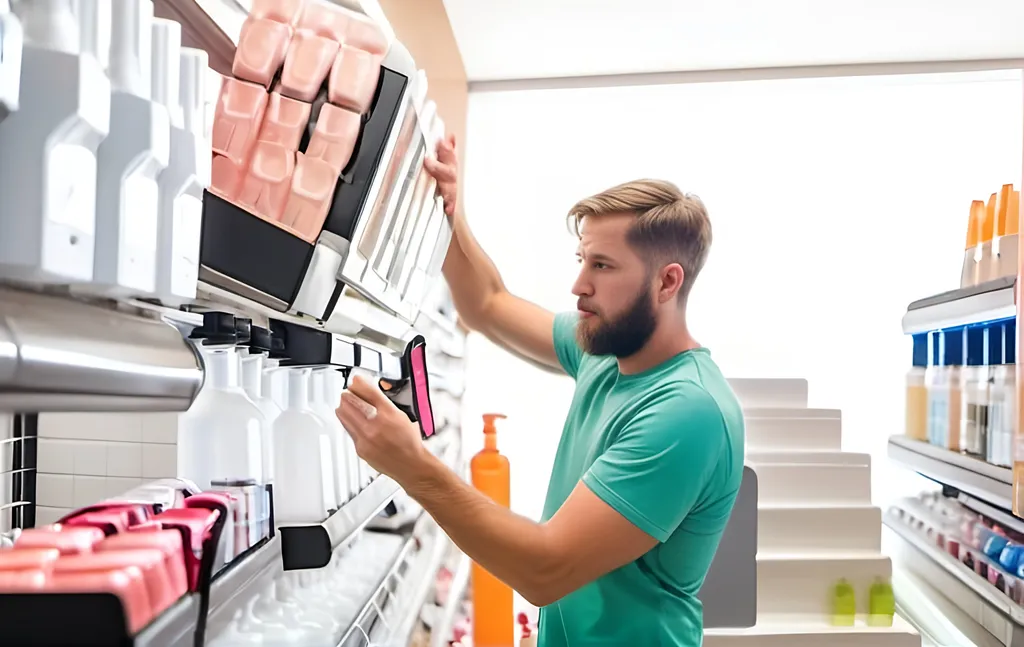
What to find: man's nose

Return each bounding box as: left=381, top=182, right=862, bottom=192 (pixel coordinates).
left=571, top=271, right=592, bottom=297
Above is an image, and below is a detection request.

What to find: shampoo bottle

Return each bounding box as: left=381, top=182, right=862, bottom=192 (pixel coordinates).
left=309, top=369, right=351, bottom=506
left=238, top=327, right=280, bottom=483
left=868, top=578, right=895, bottom=627
left=985, top=323, right=1007, bottom=465
left=92, top=0, right=169, bottom=296
left=961, top=326, right=986, bottom=456
left=0, top=0, right=22, bottom=123
left=471, top=414, right=513, bottom=647
left=154, top=28, right=210, bottom=305
left=992, top=185, right=1014, bottom=281
left=830, top=578, right=856, bottom=626
left=961, top=200, right=983, bottom=288
left=0, top=0, right=109, bottom=283
left=273, top=369, right=334, bottom=523
left=905, top=333, right=928, bottom=441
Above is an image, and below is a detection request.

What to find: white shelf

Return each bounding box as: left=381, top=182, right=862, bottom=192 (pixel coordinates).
left=376, top=522, right=451, bottom=646
left=883, top=512, right=1024, bottom=646
left=901, top=276, right=1016, bottom=334
left=431, top=552, right=471, bottom=647
left=888, top=436, right=1013, bottom=510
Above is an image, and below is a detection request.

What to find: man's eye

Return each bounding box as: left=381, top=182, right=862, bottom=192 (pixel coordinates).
left=593, top=262, right=607, bottom=270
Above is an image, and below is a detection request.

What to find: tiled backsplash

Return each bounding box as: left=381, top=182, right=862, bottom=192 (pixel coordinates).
left=35, top=413, right=180, bottom=526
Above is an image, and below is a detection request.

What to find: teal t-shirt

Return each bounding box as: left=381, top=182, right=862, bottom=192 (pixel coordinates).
left=539, top=312, right=745, bottom=647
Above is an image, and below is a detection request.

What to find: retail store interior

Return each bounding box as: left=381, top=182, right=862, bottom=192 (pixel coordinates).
left=2, top=0, right=1024, bottom=645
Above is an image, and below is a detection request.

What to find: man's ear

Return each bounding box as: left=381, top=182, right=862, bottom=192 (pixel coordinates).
left=658, top=263, right=685, bottom=303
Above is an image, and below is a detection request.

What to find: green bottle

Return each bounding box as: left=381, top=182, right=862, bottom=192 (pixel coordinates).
left=869, top=578, right=895, bottom=627
left=831, top=578, right=856, bottom=626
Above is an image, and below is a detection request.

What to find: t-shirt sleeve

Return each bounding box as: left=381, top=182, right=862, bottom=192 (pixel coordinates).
left=582, top=386, right=727, bottom=542
left=552, top=311, right=585, bottom=379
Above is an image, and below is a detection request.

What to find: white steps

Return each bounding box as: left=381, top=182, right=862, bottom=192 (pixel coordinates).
left=705, top=615, right=920, bottom=647
left=746, top=416, right=843, bottom=452
left=759, top=504, right=882, bottom=554
left=730, top=378, right=809, bottom=408
left=757, top=553, right=892, bottom=616
left=755, top=463, right=871, bottom=506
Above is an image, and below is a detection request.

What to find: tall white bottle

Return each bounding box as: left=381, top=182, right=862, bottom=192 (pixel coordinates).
left=0, top=0, right=23, bottom=123
left=0, top=0, right=109, bottom=283
left=92, top=0, right=169, bottom=296
left=310, top=370, right=351, bottom=506
left=154, top=34, right=209, bottom=305
left=239, top=345, right=280, bottom=483
left=328, top=371, right=362, bottom=497
left=178, top=345, right=265, bottom=491
left=273, top=369, right=335, bottom=524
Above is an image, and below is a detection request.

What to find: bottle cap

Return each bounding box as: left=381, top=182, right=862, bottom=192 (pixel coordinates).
left=980, top=194, right=997, bottom=243
left=966, top=200, right=983, bottom=249
left=911, top=333, right=927, bottom=368
left=109, top=0, right=153, bottom=97
left=151, top=18, right=183, bottom=127
left=997, top=184, right=1013, bottom=237
left=482, top=413, right=506, bottom=435
left=940, top=328, right=964, bottom=367
left=179, top=47, right=209, bottom=136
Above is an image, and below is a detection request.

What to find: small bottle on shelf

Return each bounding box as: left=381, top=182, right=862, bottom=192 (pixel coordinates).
left=992, top=184, right=1016, bottom=281
left=961, top=200, right=983, bottom=288
left=905, top=333, right=928, bottom=441
left=927, top=328, right=964, bottom=451
left=984, top=322, right=1008, bottom=466
left=830, top=578, right=855, bottom=626
left=961, top=326, right=987, bottom=457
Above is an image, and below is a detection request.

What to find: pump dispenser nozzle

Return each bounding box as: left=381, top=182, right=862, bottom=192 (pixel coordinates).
left=482, top=413, right=506, bottom=450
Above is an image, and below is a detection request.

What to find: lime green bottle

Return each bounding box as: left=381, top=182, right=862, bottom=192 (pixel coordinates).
left=831, top=579, right=856, bottom=626
left=869, top=578, right=895, bottom=627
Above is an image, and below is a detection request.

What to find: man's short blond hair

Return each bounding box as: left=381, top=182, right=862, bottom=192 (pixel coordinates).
left=567, top=179, right=712, bottom=300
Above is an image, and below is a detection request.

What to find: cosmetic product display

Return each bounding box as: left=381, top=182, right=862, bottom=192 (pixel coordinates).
left=470, top=414, right=513, bottom=647
left=926, top=329, right=964, bottom=451
left=0, top=0, right=22, bottom=123
left=200, top=0, right=452, bottom=327
left=91, top=0, right=170, bottom=297
left=905, top=333, right=928, bottom=442
left=0, top=0, right=110, bottom=284
left=961, top=184, right=1020, bottom=287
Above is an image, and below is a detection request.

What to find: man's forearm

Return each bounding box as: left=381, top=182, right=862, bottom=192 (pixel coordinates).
left=400, top=449, right=562, bottom=605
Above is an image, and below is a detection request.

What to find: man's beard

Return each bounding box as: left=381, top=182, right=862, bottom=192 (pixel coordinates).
left=577, top=289, right=658, bottom=358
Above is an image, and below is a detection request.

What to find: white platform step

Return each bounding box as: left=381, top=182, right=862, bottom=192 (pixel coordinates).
left=744, top=407, right=841, bottom=419
left=759, top=504, right=882, bottom=554
left=705, top=615, right=920, bottom=647
left=747, top=451, right=869, bottom=466
left=757, top=553, right=893, bottom=617
left=746, top=417, right=843, bottom=452
left=755, top=463, right=871, bottom=506
left=730, top=378, right=809, bottom=409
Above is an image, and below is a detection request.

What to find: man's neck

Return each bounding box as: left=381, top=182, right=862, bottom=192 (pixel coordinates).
left=617, top=320, right=699, bottom=376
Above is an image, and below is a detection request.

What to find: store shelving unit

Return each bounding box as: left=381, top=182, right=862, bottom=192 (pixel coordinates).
left=889, top=276, right=1022, bottom=647
left=431, top=552, right=471, bottom=647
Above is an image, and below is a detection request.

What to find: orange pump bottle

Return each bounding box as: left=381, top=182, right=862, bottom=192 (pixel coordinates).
left=470, top=414, right=514, bottom=647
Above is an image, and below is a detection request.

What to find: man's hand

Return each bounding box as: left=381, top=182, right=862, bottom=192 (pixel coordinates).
left=335, top=375, right=429, bottom=485
left=424, top=133, right=458, bottom=217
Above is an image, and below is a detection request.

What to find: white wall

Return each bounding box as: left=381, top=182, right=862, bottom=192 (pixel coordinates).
left=459, top=70, right=1024, bottom=516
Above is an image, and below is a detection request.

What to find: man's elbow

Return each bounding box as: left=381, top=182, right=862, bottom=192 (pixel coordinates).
left=519, top=542, right=578, bottom=607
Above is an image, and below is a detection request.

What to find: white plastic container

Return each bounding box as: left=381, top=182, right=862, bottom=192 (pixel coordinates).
left=92, top=1, right=169, bottom=296
left=154, top=24, right=209, bottom=305
left=239, top=348, right=280, bottom=482
left=0, top=0, right=23, bottom=123
left=310, top=369, right=351, bottom=505
left=273, top=369, right=336, bottom=524
left=927, top=329, right=964, bottom=451
left=329, top=370, right=362, bottom=497
left=178, top=345, right=265, bottom=491
left=0, top=0, right=110, bottom=283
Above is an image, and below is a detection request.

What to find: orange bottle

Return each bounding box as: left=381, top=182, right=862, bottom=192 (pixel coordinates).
left=471, top=414, right=514, bottom=647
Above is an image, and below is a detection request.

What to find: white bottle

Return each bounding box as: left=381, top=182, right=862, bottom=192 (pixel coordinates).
left=328, top=371, right=362, bottom=497
left=178, top=344, right=265, bottom=490
left=91, top=1, right=170, bottom=296
left=0, top=0, right=23, bottom=123
left=263, top=357, right=287, bottom=412
left=154, top=35, right=209, bottom=305
left=239, top=347, right=280, bottom=482
left=0, top=0, right=109, bottom=283
left=309, top=369, right=350, bottom=506
left=273, top=369, right=336, bottom=524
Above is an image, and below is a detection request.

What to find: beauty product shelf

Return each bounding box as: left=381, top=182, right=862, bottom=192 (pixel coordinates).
left=279, top=475, right=401, bottom=571
left=430, top=551, right=470, bottom=647
left=884, top=512, right=1024, bottom=646
left=384, top=522, right=451, bottom=646
left=0, top=286, right=204, bottom=414
left=888, top=435, right=1013, bottom=510
left=902, top=276, right=1017, bottom=334
left=338, top=531, right=419, bottom=646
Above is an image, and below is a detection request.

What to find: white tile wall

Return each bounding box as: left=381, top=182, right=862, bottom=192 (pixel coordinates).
left=34, top=412, right=179, bottom=526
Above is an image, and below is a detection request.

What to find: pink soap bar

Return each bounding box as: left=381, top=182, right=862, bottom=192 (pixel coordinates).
left=55, top=549, right=174, bottom=617
left=259, top=92, right=312, bottom=151
left=0, top=548, right=61, bottom=573
left=306, top=103, right=360, bottom=174
left=250, top=0, right=305, bottom=24
left=14, top=527, right=104, bottom=556
left=237, top=141, right=297, bottom=223
left=296, top=0, right=350, bottom=41
left=327, top=45, right=380, bottom=115
left=212, top=78, right=269, bottom=165
left=210, top=154, right=247, bottom=202
left=282, top=152, right=337, bottom=241
left=280, top=31, right=339, bottom=103
left=98, top=530, right=188, bottom=601
left=234, top=18, right=291, bottom=88
left=48, top=570, right=151, bottom=634
left=343, top=12, right=389, bottom=55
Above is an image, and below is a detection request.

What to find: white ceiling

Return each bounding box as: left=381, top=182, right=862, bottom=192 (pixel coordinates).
left=441, top=0, right=1024, bottom=82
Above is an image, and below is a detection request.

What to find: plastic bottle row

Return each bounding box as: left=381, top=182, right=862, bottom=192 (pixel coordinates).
left=904, top=320, right=1017, bottom=466
left=0, top=0, right=211, bottom=305
left=180, top=329, right=379, bottom=526
left=960, top=183, right=1020, bottom=289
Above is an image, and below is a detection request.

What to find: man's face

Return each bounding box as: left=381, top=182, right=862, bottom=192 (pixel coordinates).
left=572, top=215, right=658, bottom=358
